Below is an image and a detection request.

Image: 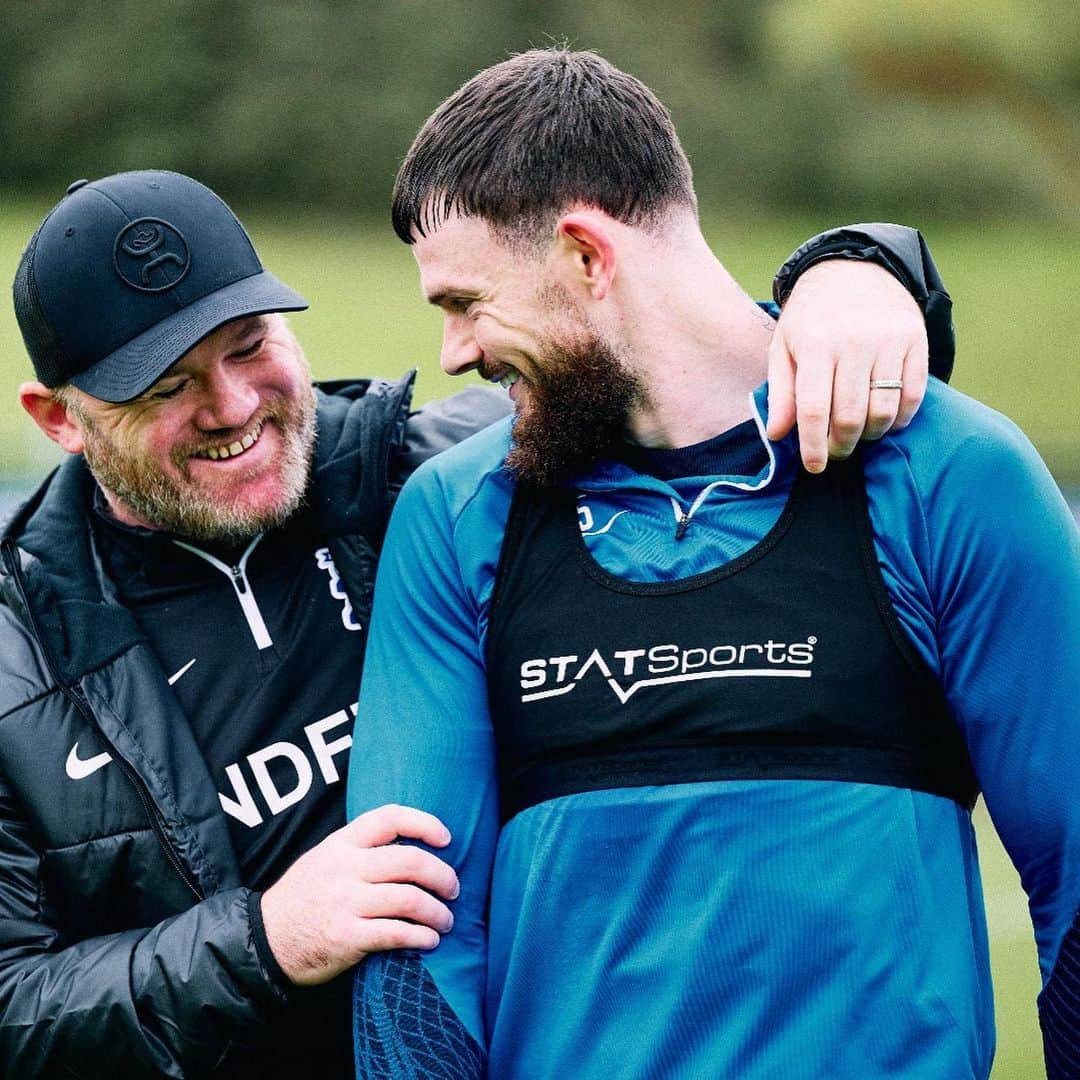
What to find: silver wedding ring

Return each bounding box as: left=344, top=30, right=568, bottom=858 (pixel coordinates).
left=869, top=379, right=903, bottom=390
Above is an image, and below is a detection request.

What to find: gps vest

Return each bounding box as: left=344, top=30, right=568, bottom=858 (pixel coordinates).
left=486, top=454, right=978, bottom=823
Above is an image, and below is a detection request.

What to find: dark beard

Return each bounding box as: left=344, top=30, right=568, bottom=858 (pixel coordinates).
left=504, top=336, right=643, bottom=487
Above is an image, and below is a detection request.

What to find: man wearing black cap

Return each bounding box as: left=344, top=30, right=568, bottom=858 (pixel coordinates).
left=0, top=169, right=947, bottom=1078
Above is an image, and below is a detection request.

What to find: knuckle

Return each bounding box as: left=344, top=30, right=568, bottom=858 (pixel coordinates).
left=798, top=404, right=829, bottom=427
left=401, top=847, right=427, bottom=874
left=830, top=410, right=863, bottom=437
left=400, top=890, right=425, bottom=918
left=374, top=923, right=422, bottom=951
left=867, top=404, right=897, bottom=426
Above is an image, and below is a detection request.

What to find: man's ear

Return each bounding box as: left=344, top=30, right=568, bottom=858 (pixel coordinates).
left=553, top=211, right=617, bottom=301
left=19, top=382, right=86, bottom=454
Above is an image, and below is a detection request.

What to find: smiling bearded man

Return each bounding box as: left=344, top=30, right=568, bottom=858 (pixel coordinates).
left=1, top=170, right=500, bottom=1080
left=348, top=48, right=1080, bottom=1080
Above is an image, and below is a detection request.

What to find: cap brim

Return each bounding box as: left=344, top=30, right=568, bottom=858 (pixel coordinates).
left=69, top=271, right=309, bottom=403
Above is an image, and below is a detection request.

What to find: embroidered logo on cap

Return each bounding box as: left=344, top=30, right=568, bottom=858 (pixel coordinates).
left=113, top=218, right=191, bottom=292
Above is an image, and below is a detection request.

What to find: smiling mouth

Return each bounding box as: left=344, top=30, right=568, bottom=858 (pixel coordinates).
left=486, top=368, right=521, bottom=392
left=192, top=420, right=264, bottom=461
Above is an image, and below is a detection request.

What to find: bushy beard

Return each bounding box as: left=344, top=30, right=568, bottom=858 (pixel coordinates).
left=502, top=334, right=643, bottom=488
left=77, top=391, right=317, bottom=544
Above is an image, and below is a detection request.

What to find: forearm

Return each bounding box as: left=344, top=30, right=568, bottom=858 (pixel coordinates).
left=349, top=464, right=500, bottom=1063
left=1040, top=908, right=1080, bottom=1079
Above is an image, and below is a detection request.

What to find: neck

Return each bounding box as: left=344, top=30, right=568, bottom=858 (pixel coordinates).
left=613, top=226, right=774, bottom=449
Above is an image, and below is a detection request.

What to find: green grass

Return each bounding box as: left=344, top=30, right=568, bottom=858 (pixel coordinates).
left=0, top=197, right=1069, bottom=1077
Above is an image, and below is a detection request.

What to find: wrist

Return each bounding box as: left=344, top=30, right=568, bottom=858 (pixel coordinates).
left=249, top=889, right=292, bottom=994
left=774, top=224, right=954, bottom=383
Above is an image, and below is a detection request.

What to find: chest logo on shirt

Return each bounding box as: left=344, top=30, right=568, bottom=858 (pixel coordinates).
left=65, top=742, right=113, bottom=780
left=577, top=499, right=629, bottom=537
left=519, top=637, right=817, bottom=704
left=218, top=702, right=357, bottom=827
left=315, top=548, right=362, bottom=632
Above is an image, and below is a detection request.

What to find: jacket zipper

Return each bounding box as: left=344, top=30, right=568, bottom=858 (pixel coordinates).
left=1, top=539, right=205, bottom=902
left=173, top=534, right=273, bottom=650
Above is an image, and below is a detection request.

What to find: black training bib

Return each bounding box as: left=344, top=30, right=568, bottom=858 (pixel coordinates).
left=486, top=454, right=977, bottom=823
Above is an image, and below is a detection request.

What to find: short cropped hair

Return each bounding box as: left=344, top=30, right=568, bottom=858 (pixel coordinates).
left=392, top=48, right=697, bottom=245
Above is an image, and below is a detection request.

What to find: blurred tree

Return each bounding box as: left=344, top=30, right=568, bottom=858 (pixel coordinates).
left=766, top=0, right=1080, bottom=212
left=0, top=0, right=1076, bottom=218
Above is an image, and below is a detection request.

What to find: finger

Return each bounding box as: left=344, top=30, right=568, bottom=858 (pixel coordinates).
left=862, top=390, right=901, bottom=441
left=854, top=336, right=904, bottom=441
left=892, top=341, right=929, bottom=431
left=348, top=804, right=452, bottom=849
left=358, top=882, right=455, bottom=932
left=794, top=350, right=832, bottom=473
left=352, top=918, right=442, bottom=955
left=361, top=844, right=461, bottom=899
left=827, top=353, right=870, bottom=459
left=862, top=369, right=904, bottom=442
left=765, top=331, right=796, bottom=442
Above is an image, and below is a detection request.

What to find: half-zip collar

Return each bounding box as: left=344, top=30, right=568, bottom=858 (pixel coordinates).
left=172, top=534, right=273, bottom=650
left=574, top=383, right=799, bottom=539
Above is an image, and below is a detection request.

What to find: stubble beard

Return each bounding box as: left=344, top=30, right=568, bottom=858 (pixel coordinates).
left=502, top=333, right=644, bottom=488
left=77, top=390, right=317, bottom=544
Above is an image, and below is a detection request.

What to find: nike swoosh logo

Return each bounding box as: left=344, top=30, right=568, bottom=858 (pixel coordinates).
left=167, top=658, right=197, bottom=685
left=65, top=742, right=113, bottom=780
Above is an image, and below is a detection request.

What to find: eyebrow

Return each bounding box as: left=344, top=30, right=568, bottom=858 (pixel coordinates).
left=228, top=315, right=266, bottom=337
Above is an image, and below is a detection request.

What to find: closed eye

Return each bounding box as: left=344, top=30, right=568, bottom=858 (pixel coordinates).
left=429, top=292, right=479, bottom=316
left=148, top=380, right=188, bottom=401
left=232, top=337, right=265, bottom=359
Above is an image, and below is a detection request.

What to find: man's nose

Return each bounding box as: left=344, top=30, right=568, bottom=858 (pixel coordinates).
left=195, top=366, right=260, bottom=430
left=440, top=316, right=483, bottom=376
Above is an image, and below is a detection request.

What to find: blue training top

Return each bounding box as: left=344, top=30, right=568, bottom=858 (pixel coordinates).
left=347, top=379, right=1080, bottom=1079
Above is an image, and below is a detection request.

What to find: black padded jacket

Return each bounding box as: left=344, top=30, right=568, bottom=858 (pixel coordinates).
left=0, top=376, right=506, bottom=1079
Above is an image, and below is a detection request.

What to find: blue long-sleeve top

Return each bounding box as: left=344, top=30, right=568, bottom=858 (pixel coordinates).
left=347, top=379, right=1080, bottom=1079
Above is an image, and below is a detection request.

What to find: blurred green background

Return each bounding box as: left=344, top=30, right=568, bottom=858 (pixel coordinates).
left=2, top=4, right=1078, bottom=1077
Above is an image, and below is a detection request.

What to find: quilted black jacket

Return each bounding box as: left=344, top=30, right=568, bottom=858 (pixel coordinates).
left=0, top=376, right=505, bottom=1079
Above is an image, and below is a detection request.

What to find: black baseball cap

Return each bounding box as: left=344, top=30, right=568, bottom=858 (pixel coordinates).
left=12, top=170, right=309, bottom=403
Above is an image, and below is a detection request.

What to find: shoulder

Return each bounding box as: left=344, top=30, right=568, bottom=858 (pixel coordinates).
left=383, top=418, right=516, bottom=610
left=869, top=378, right=1059, bottom=507
left=0, top=604, right=54, bottom=722
left=394, top=385, right=512, bottom=481
left=398, top=415, right=516, bottom=525
left=865, top=378, right=1078, bottom=585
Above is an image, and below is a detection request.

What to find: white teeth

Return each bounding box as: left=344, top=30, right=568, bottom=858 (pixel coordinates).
left=197, top=421, right=263, bottom=461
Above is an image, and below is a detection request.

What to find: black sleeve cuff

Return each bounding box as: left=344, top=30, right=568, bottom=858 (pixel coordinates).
left=247, top=889, right=292, bottom=996
left=772, top=223, right=955, bottom=383
left=1040, top=905, right=1080, bottom=1078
